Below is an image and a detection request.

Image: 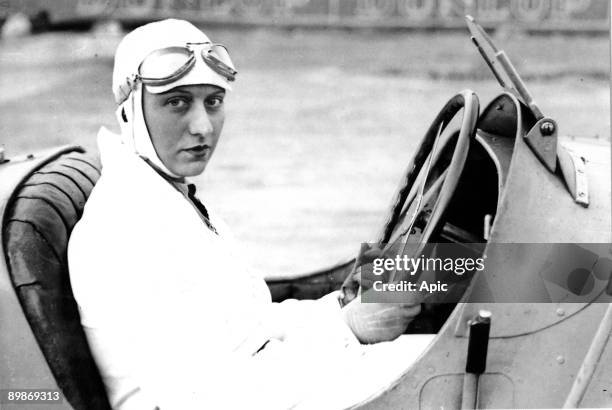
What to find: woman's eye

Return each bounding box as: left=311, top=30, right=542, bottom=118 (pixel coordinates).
left=206, top=96, right=224, bottom=109
left=166, top=97, right=189, bottom=109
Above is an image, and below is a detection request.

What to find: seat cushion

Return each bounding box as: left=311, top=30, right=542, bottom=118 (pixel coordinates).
left=3, top=150, right=111, bottom=410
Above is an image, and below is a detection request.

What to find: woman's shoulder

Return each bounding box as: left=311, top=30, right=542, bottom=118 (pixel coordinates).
left=74, top=173, right=156, bottom=245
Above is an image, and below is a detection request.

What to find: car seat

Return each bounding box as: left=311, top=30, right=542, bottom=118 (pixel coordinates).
left=2, top=148, right=112, bottom=410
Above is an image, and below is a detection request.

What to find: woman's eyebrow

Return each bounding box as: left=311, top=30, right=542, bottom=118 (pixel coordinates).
left=159, top=89, right=192, bottom=96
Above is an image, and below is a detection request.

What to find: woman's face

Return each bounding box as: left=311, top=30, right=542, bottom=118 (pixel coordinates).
left=142, top=84, right=225, bottom=177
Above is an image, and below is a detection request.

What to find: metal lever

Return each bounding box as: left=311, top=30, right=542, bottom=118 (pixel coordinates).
left=466, top=15, right=557, bottom=172
left=462, top=310, right=492, bottom=409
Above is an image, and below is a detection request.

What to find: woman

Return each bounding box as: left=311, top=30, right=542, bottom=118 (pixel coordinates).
left=68, top=19, right=429, bottom=410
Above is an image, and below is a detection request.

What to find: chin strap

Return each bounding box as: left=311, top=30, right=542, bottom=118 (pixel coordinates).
left=116, top=86, right=182, bottom=179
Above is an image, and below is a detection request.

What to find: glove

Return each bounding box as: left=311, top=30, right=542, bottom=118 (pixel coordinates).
left=341, top=288, right=421, bottom=344
left=340, top=243, right=388, bottom=305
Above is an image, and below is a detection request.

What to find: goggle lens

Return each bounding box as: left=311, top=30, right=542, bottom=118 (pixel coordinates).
left=204, top=45, right=236, bottom=80
left=138, top=47, right=193, bottom=83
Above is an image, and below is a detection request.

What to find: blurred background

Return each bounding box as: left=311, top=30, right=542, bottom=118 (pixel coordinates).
left=0, top=0, right=610, bottom=278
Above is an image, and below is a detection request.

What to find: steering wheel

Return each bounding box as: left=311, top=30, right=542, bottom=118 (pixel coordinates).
left=340, top=90, right=480, bottom=305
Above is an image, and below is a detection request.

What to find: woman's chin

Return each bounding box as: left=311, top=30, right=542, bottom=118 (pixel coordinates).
left=171, top=161, right=208, bottom=178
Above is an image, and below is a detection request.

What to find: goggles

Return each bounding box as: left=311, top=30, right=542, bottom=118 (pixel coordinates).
left=120, top=42, right=237, bottom=102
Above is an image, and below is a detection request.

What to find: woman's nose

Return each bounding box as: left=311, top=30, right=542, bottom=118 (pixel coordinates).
left=188, top=107, right=213, bottom=137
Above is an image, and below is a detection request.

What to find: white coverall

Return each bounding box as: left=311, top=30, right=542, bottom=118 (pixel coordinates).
left=68, top=127, right=432, bottom=410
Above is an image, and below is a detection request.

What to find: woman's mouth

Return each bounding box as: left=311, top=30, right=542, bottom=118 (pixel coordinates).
left=184, top=144, right=210, bottom=157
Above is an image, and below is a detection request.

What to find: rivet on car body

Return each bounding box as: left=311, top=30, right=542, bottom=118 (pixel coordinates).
left=540, top=121, right=555, bottom=136
left=556, top=355, right=565, bottom=364
left=556, top=308, right=565, bottom=316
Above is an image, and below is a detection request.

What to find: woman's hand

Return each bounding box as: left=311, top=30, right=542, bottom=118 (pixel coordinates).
left=340, top=243, right=390, bottom=305
left=341, top=290, right=421, bottom=344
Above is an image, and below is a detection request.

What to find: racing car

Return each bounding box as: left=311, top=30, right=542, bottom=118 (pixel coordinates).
left=0, top=16, right=610, bottom=410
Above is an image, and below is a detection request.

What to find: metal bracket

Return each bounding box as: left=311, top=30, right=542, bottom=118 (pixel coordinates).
left=558, top=145, right=589, bottom=207
left=524, top=117, right=558, bottom=173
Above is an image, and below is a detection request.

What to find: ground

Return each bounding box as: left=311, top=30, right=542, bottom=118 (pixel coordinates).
left=0, top=27, right=609, bottom=277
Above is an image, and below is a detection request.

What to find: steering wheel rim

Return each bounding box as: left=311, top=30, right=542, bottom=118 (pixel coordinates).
left=340, top=90, right=479, bottom=305
left=381, top=89, right=479, bottom=245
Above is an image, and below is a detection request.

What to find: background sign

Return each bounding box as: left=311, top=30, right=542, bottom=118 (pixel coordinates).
left=5, top=0, right=610, bottom=32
